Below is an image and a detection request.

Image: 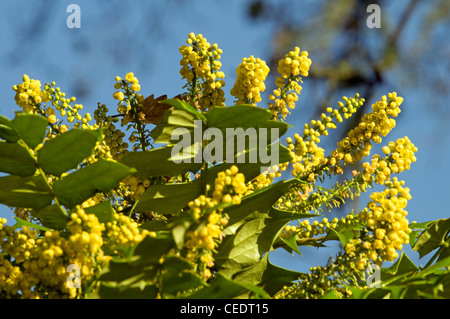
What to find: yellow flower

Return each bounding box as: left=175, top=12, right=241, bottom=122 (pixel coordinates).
left=113, top=91, right=125, bottom=101
left=125, top=72, right=135, bottom=82
left=131, top=83, right=140, bottom=92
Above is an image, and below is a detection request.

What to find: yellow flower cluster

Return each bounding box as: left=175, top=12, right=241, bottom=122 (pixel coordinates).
left=13, top=75, right=93, bottom=132
left=185, top=166, right=247, bottom=280
left=102, top=121, right=129, bottom=161
left=0, top=221, right=38, bottom=297
left=113, top=73, right=141, bottom=103
left=332, top=93, right=403, bottom=165
left=280, top=213, right=361, bottom=241
left=120, top=175, right=151, bottom=202
left=362, top=136, right=417, bottom=185
left=179, top=33, right=226, bottom=111
left=104, top=212, right=150, bottom=252
left=381, top=136, right=417, bottom=174
left=230, top=55, right=270, bottom=105
left=245, top=171, right=277, bottom=195
left=84, top=141, right=115, bottom=164
left=357, top=177, right=412, bottom=263
left=290, top=138, right=326, bottom=178
left=268, top=47, right=312, bottom=119
left=113, top=73, right=145, bottom=123
left=185, top=197, right=228, bottom=280
left=281, top=217, right=331, bottom=239
left=81, top=193, right=105, bottom=209
left=287, top=94, right=364, bottom=178
left=0, top=208, right=109, bottom=299
left=212, top=165, right=248, bottom=205
left=12, top=74, right=49, bottom=113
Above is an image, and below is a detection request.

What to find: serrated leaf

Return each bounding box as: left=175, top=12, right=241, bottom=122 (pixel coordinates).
left=204, top=105, right=289, bottom=166
left=53, top=158, right=135, bottom=208
left=133, top=233, right=174, bottom=266
left=321, top=224, right=363, bottom=247
left=161, top=256, right=205, bottom=297
left=204, top=143, right=292, bottom=191
left=11, top=112, right=48, bottom=149
left=381, top=251, right=419, bottom=283
left=119, top=146, right=202, bottom=179
left=186, top=273, right=248, bottom=299
left=0, top=141, right=37, bottom=176
left=150, top=108, right=199, bottom=144
left=413, top=218, right=450, bottom=259
left=0, top=175, right=52, bottom=210
left=231, top=253, right=303, bottom=297
left=32, top=204, right=68, bottom=230
left=279, top=234, right=303, bottom=256
left=12, top=217, right=52, bottom=232
left=134, top=180, right=202, bottom=214
left=205, top=105, right=288, bottom=138
left=84, top=200, right=114, bottom=223
left=0, top=115, right=19, bottom=142
left=37, top=128, right=102, bottom=176
left=160, top=98, right=206, bottom=121
left=215, top=180, right=294, bottom=277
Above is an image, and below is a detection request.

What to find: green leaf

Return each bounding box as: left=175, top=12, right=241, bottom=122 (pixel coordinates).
left=150, top=108, right=199, bottom=144
left=84, top=200, right=115, bottom=223
left=186, top=273, right=248, bottom=299
left=324, top=228, right=354, bottom=248
left=413, top=218, right=450, bottom=259
left=321, top=289, right=343, bottom=299
left=0, top=175, right=52, bottom=210
left=170, top=218, right=193, bottom=250
left=408, top=220, right=436, bottom=247
left=0, top=141, right=37, bottom=176
left=232, top=253, right=303, bottom=297
left=97, top=282, right=158, bottom=299
left=132, top=233, right=175, bottom=266
left=204, top=143, right=293, bottom=191
left=97, top=234, right=175, bottom=299
left=161, top=98, right=206, bottom=121
left=53, top=158, right=135, bottom=208
left=12, top=217, right=52, bottom=232
left=140, top=220, right=169, bottom=232
left=270, top=209, right=322, bottom=254
left=381, top=251, right=419, bottom=283
left=206, top=105, right=288, bottom=137
left=204, top=105, right=289, bottom=165
left=161, top=256, right=205, bottom=297
left=134, top=180, right=202, bottom=214
left=414, top=256, right=450, bottom=278
left=98, top=258, right=157, bottom=283
left=119, top=146, right=202, bottom=179
left=37, top=128, right=102, bottom=176
left=0, top=115, right=19, bottom=142
left=11, top=112, right=48, bottom=149
left=279, top=234, right=303, bottom=256
left=215, top=180, right=294, bottom=277
left=321, top=223, right=364, bottom=247
left=32, top=204, right=68, bottom=230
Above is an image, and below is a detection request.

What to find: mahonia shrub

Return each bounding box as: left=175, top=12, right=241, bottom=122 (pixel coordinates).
left=0, top=32, right=449, bottom=299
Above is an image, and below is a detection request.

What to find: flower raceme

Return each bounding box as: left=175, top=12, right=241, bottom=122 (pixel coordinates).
left=0, top=207, right=149, bottom=298
left=185, top=166, right=247, bottom=280
left=269, top=46, right=312, bottom=120
left=230, top=55, right=270, bottom=105
left=179, top=33, right=226, bottom=111
left=332, top=92, right=404, bottom=165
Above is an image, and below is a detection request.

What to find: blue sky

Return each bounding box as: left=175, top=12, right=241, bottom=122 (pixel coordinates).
left=0, top=0, right=449, bottom=273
